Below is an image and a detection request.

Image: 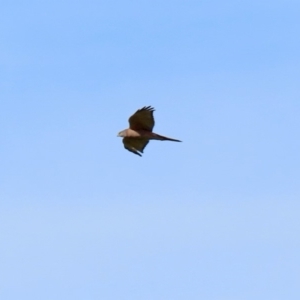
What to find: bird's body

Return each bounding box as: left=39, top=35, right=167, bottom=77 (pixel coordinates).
left=118, top=128, right=181, bottom=141
left=117, top=106, right=181, bottom=156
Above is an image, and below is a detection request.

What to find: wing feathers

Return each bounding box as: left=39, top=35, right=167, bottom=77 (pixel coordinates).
left=128, top=106, right=155, bottom=131
left=123, top=137, right=149, bottom=156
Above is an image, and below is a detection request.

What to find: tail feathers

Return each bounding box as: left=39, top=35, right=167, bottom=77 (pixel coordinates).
left=154, top=133, right=182, bottom=142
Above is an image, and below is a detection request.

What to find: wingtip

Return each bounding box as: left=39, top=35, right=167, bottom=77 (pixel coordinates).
left=141, top=105, right=155, bottom=112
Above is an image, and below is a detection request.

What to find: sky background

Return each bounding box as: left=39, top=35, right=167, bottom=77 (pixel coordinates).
left=1, top=0, right=300, bottom=299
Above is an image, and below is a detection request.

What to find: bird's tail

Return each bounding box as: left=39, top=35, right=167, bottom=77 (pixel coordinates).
left=152, top=133, right=182, bottom=142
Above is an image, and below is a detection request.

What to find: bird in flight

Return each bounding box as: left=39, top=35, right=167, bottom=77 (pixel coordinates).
left=117, top=106, right=181, bottom=156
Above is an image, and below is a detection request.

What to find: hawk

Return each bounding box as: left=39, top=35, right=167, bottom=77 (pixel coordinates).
left=117, top=106, right=181, bottom=156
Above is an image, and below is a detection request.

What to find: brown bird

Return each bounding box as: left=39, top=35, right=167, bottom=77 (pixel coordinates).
left=117, top=106, right=181, bottom=156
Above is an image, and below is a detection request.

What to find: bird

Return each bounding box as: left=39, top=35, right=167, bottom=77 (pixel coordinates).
left=117, top=106, right=181, bottom=156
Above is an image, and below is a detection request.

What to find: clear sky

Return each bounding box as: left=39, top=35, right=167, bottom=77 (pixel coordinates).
left=1, top=1, right=300, bottom=299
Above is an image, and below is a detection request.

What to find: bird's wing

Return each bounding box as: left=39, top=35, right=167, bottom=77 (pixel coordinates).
left=128, top=106, right=155, bottom=131
left=122, top=137, right=149, bottom=156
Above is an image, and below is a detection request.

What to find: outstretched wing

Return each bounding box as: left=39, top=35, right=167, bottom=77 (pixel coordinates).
left=123, top=137, right=149, bottom=157
left=128, top=106, right=155, bottom=131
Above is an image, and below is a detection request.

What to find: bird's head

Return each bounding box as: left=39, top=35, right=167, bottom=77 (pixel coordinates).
left=117, top=130, right=126, bottom=137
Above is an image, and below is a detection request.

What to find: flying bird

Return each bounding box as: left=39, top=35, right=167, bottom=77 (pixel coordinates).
left=117, top=106, right=181, bottom=156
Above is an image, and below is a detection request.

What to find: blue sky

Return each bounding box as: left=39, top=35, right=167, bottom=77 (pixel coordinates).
left=1, top=1, right=300, bottom=299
